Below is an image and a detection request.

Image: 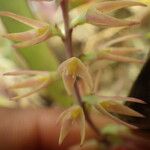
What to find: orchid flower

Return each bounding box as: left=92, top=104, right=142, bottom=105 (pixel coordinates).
left=86, top=1, right=146, bottom=27
left=0, top=11, right=60, bottom=48
left=57, top=105, right=85, bottom=145
left=84, top=95, right=145, bottom=129
left=83, top=28, right=145, bottom=64
left=3, top=70, right=58, bottom=100
left=58, top=57, right=93, bottom=95
left=71, top=1, right=146, bottom=28
left=95, top=96, right=145, bottom=129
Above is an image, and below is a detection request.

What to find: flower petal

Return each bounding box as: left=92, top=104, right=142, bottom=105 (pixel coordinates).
left=59, top=116, right=73, bottom=145
left=57, top=105, right=84, bottom=145
left=13, top=28, right=50, bottom=48
left=105, top=47, right=142, bottom=55
left=95, top=1, right=146, bottom=13
left=3, top=70, right=49, bottom=76
left=95, top=103, right=138, bottom=129
left=79, top=110, right=86, bottom=146
left=99, top=54, right=144, bottom=64
left=8, top=77, right=48, bottom=89
left=86, top=9, right=140, bottom=27
left=100, top=100, right=144, bottom=117
left=58, top=57, right=93, bottom=95
left=86, top=1, right=146, bottom=27
left=99, top=34, right=141, bottom=49
left=3, top=29, right=38, bottom=42
left=62, top=74, right=76, bottom=95
left=97, top=95, right=146, bottom=104
left=0, top=11, right=48, bottom=28
left=11, top=79, right=49, bottom=100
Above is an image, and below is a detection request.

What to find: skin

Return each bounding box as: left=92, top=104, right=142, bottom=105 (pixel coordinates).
left=0, top=107, right=114, bottom=150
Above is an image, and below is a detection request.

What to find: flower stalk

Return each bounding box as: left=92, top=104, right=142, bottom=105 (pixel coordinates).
left=61, top=0, right=73, bottom=58
left=60, top=0, right=103, bottom=142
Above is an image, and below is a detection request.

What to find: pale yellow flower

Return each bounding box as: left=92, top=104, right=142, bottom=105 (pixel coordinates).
left=58, top=57, right=93, bottom=95
left=57, top=105, right=86, bottom=145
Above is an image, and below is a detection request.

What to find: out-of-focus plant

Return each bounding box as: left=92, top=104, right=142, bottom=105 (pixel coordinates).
left=0, top=0, right=149, bottom=149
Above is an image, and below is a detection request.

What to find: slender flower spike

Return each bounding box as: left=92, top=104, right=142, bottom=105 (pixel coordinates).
left=58, top=57, right=93, bottom=95
left=86, top=1, right=146, bottom=27
left=0, top=11, right=58, bottom=48
left=57, top=105, right=85, bottom=145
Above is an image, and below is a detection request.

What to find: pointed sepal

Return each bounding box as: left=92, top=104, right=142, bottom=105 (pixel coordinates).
left=57, top=105, right=86, bottom=145
left=58, top=57, right=93, bottom=95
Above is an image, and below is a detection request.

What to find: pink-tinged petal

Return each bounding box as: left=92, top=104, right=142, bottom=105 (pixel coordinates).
left=95, top=104, right=138, bottom=129
left=57, top=109, right=71, bottom=124
left=11, top=79, right=49, bottom=100
left=59, top=115, right=73, bottom=145
left=13, top=28, right=50, bottom=48
left=99, top=34, right=141, bottom=49
left=58, top=57, right=93, bottom=95
left=62, top=74, right=76, bottom=95
left=8, top=77, right=48, bottom=89
left=0, top=11, right=48, bottom=28
left=86, top=9, right=140, bottom=27
left=79, top=110, right=86, bottom=146
left=57, top=106, right=85, bottom=145
left=84, top=27, right=126, bottom=53
left=99, top=53, right=144, bottom=64
left=97, top=95, right=146, bottom=104
left=3, top=70, right=49, bottom=76
left=3, top=29, right=38, bottom=42
left=106, top=47, right=142, bottom=55
left=100, top=100, right=144, bottom=117
left=86, top=1, right=146, bottom=27
left=95, top=1, right=147, bottom=13
left=77, top=62, right=93, bottom=92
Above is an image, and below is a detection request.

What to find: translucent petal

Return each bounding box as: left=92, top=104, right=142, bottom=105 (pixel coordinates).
left=57, top=106, right=84, bottom=145
left=62, top=74, right=76, bottom=95
left=84, top=27, right=126, bottom=53
left=13, top=28, right=50, bottom=48
left=0, top=11, right=48, bottom=28
left=95, top=1, right=146, bottom=13
left=58, top=57, right=93, bottom=95
left=77, top=60, right=93, bottom=91
left=57, top=109, right=71, bottom=124
left=95, top=104, right=138, bottom=129
left=86, top=1, right=146, bottom=27
left=100, top=100, right=144, bottom=117
left=3, top=29, right=38, bottom=42
left=79, top=110, right=86, bottom=146
left=96, top=95, right=146, bottom=104
left=3, top=70, right=49, bottom=76
left=99, top=54, right=144, bottom=64
left=11, top=79, right=49, bottom=100
left=86, top=9, right=140, bottom=27
left=106, top=47, right=142, bottom=55
left=99, top=34, right=141, bottom=49
left=59, top=116, right=73, bottom=145
left=9, top=77, right=48, bottom=89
